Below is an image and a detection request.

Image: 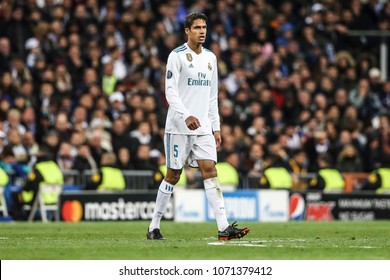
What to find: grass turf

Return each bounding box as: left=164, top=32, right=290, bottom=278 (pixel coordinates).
left=0, top=221, right=389, bottom=260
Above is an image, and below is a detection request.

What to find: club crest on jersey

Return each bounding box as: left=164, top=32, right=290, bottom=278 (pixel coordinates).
left=186, top=53, right=193, bottom=62
left=208, top=62, right=212, bottom=71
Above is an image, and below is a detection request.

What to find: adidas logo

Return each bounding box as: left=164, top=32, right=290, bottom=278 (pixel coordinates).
left=189, top=64, right=194, bottom=68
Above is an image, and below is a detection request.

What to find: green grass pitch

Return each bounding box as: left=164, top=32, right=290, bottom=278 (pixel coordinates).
left=0, top=221, right=389, bottom=260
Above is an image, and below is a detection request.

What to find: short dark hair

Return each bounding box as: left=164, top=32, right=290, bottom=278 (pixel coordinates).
left=184, top=12, right=208, bottom=29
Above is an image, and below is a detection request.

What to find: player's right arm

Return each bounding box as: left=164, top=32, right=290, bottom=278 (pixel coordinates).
left=165, top=51, right=192, bottom=122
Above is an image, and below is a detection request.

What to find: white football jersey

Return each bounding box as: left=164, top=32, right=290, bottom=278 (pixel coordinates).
left=164, top=43, right=220, bottom=135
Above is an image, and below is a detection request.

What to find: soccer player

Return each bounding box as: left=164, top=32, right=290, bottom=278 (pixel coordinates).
left=147, top=12, right=250, bottom=241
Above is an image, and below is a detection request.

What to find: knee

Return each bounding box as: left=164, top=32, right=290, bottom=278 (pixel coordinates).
left=201, top=167, right=217, bottom=180
left=165, top=170, right=182, bottom=185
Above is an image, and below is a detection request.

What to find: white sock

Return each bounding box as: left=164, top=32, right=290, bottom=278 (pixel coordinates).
left=204, top=177, right=229, bottom=231
left=149, top=180, right=174, bottom=231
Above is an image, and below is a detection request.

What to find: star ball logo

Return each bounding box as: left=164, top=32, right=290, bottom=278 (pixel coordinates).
left=61, top=200, right=83, bottom=222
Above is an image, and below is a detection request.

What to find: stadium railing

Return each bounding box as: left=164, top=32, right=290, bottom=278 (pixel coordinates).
left=59, top=169, right=155, bottom=190
left=5, top=169, right=370, bottom=192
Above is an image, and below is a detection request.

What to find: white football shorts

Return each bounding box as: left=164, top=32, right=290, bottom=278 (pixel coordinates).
left=164, top=133, right=217, bottom=169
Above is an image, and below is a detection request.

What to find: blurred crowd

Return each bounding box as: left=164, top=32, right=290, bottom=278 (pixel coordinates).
left=0, top=0, right=390, bottom=188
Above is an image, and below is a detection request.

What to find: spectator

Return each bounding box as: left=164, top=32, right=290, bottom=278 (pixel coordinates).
left=0, top=144, right=30, bottom=178
left=74, top=63, right=96, bottom=98
left=349, top=78, right=383, bottom=124
left=287, top=148, right=308, bottom=190
left=379, top=80, right=390, bottom=111
left=53, top=111, right=72, bottom=142
left=71, top=106, right=89, bottom=131
left=84, top=43, right=102, bottom=72
left=56, top=141, right=75, bottom=173
left=25, top=37, right=44, bottom=69
left=336, top=144, right=364, bottom=173
left=133, top=143, right=158, bottom=172
left=308, top=153, right=345, bottom=192
left=40, top=130, right=60, bottom=156
left=246, top=116, right=268, bottom=137
left=0, top=129, right=5, bottom=154
left=87, top=128, right=110, bottom=165
left=304, top=129, right=331, bottom=172
left=4, top=128, right=29, bottom=164
left=3, top=108, right=26, bottom=135
left=110, top=118, right=137, bottom=154
left=5, top=6, right=33, bottom=57
left=1, top=72, right=18, bottom=102
left=22, top=130, right=39, bottom=163
left=101, top=45, right=127, bottom=81
left=54, top=63, right=72, bottom=95
left=10, top=54, right=33, bottom=90
left=66, top=44, right=84, bottom=87
left=242, top=142, right=265, bottom=177
left=219, top=99, right=239, bottom=127
left=0, top=37, right=12, bottom=75
left=372, top=114, right=390, bottom=168
left=129, top=120, right=159, bottom=148
left=72, top=144, right=97, bottom=172
left=38, top=82, right=55, bottom=117
left=117, top=147, right=134, bottom=170
left=101, top=61, right=117, bottom=96
left=107, top=91, right=126, bottom=121
left=217, top=133, right=237, bottom=162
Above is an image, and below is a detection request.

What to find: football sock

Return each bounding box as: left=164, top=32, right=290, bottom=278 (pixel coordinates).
left=204, top=177, right=229, bottom=231
left=149, top=180, right=174, bottom=231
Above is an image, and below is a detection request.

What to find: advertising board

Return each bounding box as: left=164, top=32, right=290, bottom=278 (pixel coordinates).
left=175, top=189, right=289, bottom=222
left=290, top=191, right=390, bottom=221
left=59, top=191, right=174, bottom=222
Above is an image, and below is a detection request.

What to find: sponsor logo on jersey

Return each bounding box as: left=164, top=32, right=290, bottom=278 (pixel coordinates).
left=186, top=53, right=193, bottom=62
left=188, top=72, right=210, bottom=86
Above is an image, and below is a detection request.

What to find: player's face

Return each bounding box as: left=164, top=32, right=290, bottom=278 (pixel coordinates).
left=186, top=19, right=207, bottom=46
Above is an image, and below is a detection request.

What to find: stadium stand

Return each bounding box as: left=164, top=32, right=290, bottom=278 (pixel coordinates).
left=0, top=0, right=390, bottom=220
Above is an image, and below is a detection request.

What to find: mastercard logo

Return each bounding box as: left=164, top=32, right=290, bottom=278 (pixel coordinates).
left=61, top=200, right=83, bottom=222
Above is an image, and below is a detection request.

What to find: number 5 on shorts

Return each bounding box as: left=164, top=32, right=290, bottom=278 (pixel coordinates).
left=173, top=144, right=178, bottom=158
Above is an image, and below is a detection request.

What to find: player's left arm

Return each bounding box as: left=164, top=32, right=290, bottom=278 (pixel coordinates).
left=209, top=55, right=221, bottom=148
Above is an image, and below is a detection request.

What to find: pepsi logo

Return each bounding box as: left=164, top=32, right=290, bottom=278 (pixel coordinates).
left=290, top=193, right=305, bottom=221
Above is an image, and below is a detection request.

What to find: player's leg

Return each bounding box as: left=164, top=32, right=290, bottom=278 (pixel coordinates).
left=193, top=134, right=229, bottom=231
left=195, top=135, right=250, bottom=240
left=149, top=168, right=181, bottom=230
left=197, top=159, right=229, bottom=232
left=147, top=134, right=190, bottom=240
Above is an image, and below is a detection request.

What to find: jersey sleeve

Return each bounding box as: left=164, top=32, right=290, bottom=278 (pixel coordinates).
left=165, top=51, right=191, bottom=121
left=208, top=55, right=220, bottom=132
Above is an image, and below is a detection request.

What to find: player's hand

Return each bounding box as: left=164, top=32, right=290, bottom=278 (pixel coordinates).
left=185, top=116, right=201, bottom=130
left=214, top=131, right=222, bottom=150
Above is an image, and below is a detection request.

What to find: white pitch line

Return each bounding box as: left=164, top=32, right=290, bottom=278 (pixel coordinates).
left=208, top=239, right=379, bottom=249
left=348, top=246, right=378, bottom=249
left=208, top=239, right=307, bottom=248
